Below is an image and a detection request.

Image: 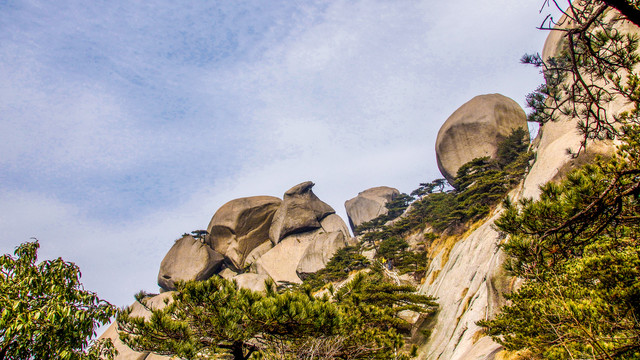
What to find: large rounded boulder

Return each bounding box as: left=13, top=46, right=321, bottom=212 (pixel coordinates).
left=158, top=235, right=224, bottom=291
left=206, top=196, right=281, bottom=270
left=344, top=186, right=400, bottom=232
left=435, top=94, right=528, bottom=184
left=269, top=181, right=335, bottom=243
left=296, top=231, right=351, bottom=277
left=255, top=216, right=351, bottom=285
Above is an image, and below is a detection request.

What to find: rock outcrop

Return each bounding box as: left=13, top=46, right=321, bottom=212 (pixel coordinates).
left=435, top=93, right=528, bottom=184
left=296, top=231, right=351, bottom=276
left=105, top=10, right=638, bottom=358
left=151, top=181, right=351, bottom=291
left=206, top=196, right=281, bottom=270
left=344, top=186, right=400, bottom=232
left=318, top=213, right=351, bottom=238
left=231, top=273, right=274, bottom=293
left=101, top=292, right=175, bottom=360
left=254, top=231, right=317, bottom=285
left=419, top=88, right=599, bottom=358
left=157, top=235, right=224, bottom=291
left=416, top=14, right=631, bottom=358
left=269, top=181, right=335, bottom=243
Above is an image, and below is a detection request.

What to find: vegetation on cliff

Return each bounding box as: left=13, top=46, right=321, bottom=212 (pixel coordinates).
left=352, top=127, right=532, bottom=277
left=300, top=245, right=370, bottom=291
left=480, top=126, right=640, bottom=359
left=524, top=0, right=640, bottom=154
left=117, top=268, right=436, bottom=360
left=479, top=1, right=640, bottom=358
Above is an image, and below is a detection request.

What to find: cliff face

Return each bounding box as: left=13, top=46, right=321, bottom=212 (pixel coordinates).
left=415, top=112, right=599, bottom=360
left=414, top=16, right=629, bottom=359
left=104, top=8, right=639, bottom=360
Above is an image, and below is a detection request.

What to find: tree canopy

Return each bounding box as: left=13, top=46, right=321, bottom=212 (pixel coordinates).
left=0, top=240, right=116, bottom=360
left=478, top=1, right=640, bottom=357
left=526, top=0, right=640, bottom=154
left=479, top=125, right=640, bottom=359
left=117, top=268, right=436, bottom=360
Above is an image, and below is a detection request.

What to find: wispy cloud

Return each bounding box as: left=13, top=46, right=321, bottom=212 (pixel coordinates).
left=1, top=0, right=549, bottom=307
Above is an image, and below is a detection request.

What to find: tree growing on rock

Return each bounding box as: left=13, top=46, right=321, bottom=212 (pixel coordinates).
left=118, top=276, right=342, bottom=360
left=118, top=269, right=436, bottom=360
left=0, top=240, right=116, bottom=360
left=527, top=0, right=640, bottom=154
left=477, top=3, right=640, bottom=358
left=479, top=125, right=640, bottom=359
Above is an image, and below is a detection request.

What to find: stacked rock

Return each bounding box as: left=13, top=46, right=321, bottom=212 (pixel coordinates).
left=157, top=181, right=351, bottom=292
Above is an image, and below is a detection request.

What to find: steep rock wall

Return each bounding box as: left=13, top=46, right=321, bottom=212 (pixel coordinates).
left=416, top=116, right=593, bottom=360
left=415, top=12, right=634, bottom=359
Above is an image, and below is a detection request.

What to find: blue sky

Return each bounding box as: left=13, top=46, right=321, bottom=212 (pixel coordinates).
left=1, top=0, right=551, bottom=309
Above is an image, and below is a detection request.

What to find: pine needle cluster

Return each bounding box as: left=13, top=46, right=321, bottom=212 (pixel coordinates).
left=479, top=125, right=640, bottom=359
left=118, top=267, right=436, bottom=360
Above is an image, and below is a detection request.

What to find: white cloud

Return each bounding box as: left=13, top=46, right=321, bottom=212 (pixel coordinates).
left=0, top=0, right=553, bottom=312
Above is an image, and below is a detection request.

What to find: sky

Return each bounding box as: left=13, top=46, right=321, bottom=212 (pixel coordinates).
left=1, top=0, right=553, bottom=310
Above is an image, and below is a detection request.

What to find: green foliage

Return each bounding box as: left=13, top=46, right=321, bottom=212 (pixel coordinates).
left=0, top=241, right=117, bottom=360
left=354, top=193, right=414, bottom=235
left=119, top=275, right=340, bottom=360
left=331, top=268, right=436, bottom=355
left=477, top=3, right=640, bottom=357
left=415, top=127, right=531, bottom=232
left=479, top=125, right=640, bottom=359
left=258, top=268, right=437, bottom=359
left=352, top=128, right=532, bottom=282
left=410, top=179, right=447, bottom=199
left=334, top=267, right=437, bottom=318
left=118, top=271, right=436, bottom=360
left=525, top=1, right=640, bottom=154
left=375, top=237, right=428, bottom=276
left=362, top=127, right=532, bottom=241
left=301, top=245, right=370, bottom=291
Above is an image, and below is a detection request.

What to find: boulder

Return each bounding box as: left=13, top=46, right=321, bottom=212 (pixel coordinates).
left=269, top=181, right=335, bottom=243
left=255, top=231, right=317, bottom=285
left=98, top=293, right=174, bottom=360
left=217, top=267, right=238, bottom=280
left=397, top=309, right=427, bottom=338
left=206, top=196, right=281, bottom=270
left=142, top=291, right=175, bottom=312
left=158, top=235, right=224, bottom=291
left=344, top=186, right=400, bottom=232
left=232, top=273, right=273, bottom=293
left=435, top=94, right=528, bottom=184
left=320, top=213, right=352, bottom=238
left=244, top=241, right=273, bottom=267
left=99, top=322, right=148, bottom=360
left=296, top=231, right=350, bottom=276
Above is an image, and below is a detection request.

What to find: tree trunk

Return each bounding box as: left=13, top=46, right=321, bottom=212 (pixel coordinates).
left=602, top=0, right=640, bottom=27
left=231, top=341, right=248, bottom=360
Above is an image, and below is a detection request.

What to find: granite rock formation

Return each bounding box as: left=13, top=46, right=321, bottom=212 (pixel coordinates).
left=268, top=181, right=335, bottom=243
left=157, top=235, right=224, bottom=291
left=435, top=93, right=528, bottom=184
left=206, top=196, right=281, bottom=270
left=344, top=186, right=400, bottom=232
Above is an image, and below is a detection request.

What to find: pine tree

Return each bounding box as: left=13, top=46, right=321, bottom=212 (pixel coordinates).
left=118, top=276, right=340, bottom=360
left=526, top=1, right=640, bottom=154
left=478, top=125, right=640, bottom=359
left=118, top=270, right=436, bottom=360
